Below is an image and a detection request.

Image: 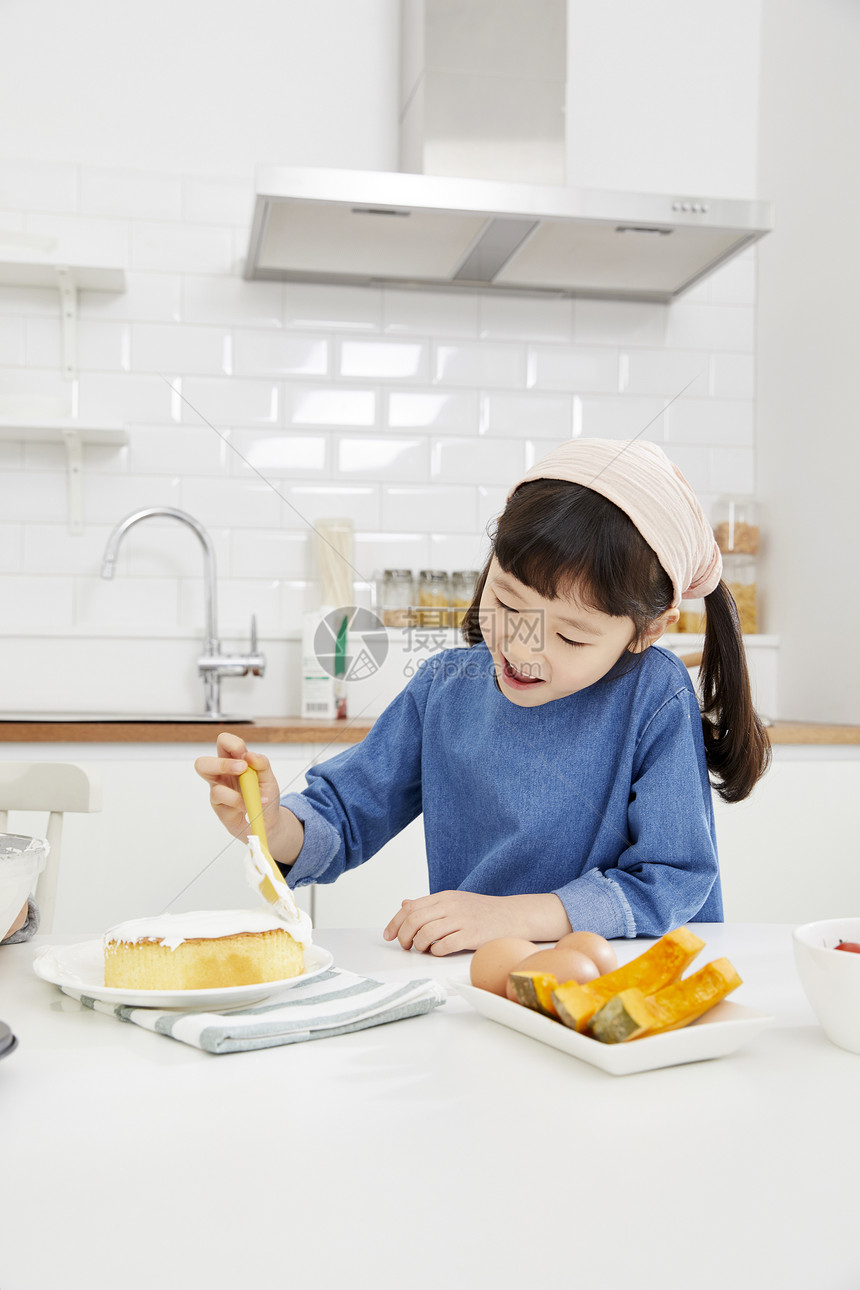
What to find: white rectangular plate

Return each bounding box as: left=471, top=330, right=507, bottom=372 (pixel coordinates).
left=451, top=980, right=774, bottom=1075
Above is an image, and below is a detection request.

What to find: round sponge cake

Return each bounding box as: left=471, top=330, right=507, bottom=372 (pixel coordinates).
left=103, top=909, right=305, bottom=990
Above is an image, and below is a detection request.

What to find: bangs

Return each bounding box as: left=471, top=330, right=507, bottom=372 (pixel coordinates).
left=493, top=479, right=672, bottom=622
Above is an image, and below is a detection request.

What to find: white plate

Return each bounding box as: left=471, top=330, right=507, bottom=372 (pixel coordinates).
left=33, top=940, right=334, bottom=1011
left=451, top=980, right=774, bottom=1075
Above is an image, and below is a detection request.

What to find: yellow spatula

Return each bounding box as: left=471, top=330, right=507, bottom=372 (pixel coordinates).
left=238, top=766, right=289, bottom=909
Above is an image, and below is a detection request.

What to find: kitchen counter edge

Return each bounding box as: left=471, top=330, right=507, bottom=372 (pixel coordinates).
left=0, top=718, right=858, bottom=745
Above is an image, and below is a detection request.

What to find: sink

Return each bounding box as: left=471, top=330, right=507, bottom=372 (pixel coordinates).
left=0, top=713, right=253, bottom=723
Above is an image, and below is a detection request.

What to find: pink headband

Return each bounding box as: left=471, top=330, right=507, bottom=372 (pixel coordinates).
left=507, top=438, right=722, bottom=607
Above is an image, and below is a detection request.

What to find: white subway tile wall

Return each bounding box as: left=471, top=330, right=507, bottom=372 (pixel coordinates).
left=0, top=159, right=757, bottom=712
left=0, top=315, right=24, bottom=363
left=0, top=524, right=22, bottom=572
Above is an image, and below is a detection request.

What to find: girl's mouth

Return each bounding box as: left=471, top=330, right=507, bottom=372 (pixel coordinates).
left=501, top=654, right=546, bottom=690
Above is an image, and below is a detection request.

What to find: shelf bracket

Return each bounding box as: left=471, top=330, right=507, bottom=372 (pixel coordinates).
left=56, top=266, right=78, bottom=381
left=61, top=427, right=84, bottom=535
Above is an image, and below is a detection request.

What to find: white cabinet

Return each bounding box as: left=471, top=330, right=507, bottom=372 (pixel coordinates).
left=713, top=750, right=860, bottom=923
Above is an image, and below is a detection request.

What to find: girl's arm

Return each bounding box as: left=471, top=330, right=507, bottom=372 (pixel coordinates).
left=280, top=674, right=427, bottom=888
left=199, top=659, right=436, bottom=888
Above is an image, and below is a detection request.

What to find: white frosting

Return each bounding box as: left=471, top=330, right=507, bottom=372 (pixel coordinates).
left=242, top=835, right=313, bottom=946
left=103, top=908, right=300, bottom=951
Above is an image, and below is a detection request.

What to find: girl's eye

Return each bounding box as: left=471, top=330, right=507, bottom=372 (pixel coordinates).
left=495, top=595, right=516, bottom=613
left=558, top=634, right=586, bottom=648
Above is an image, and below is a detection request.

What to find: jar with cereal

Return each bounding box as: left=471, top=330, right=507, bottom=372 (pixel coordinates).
left=722, top=554, right=758, bottom=633
left=713, top=497, right=759, bottom=555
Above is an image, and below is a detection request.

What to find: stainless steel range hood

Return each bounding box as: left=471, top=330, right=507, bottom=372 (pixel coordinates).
left=244, top=0, right=772, bottom=302
left=245, top=165, right=772, bottom=302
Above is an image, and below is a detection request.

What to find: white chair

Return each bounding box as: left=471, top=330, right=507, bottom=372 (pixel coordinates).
left=0, top=762, right=102, bottom=933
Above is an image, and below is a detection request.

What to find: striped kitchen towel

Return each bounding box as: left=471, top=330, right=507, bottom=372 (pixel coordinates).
left=60, top=968, right=447, bottom=1055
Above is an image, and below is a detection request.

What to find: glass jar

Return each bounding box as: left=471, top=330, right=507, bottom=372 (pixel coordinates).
left=722, top=554, right=758, bottom=633
left=381, top=569, right=415, bottom=627
left=713, top=496, right=760, bottom=555
left=416, top=570, right=450, bottom=628
left=449, top=570, right=479, bottom=628
left=677, top=598, right=706, bottom=634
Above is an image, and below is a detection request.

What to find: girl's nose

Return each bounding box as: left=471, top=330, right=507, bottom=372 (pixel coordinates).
left=504, top=614, right=544, bottom=656
left=502, top=635, right=544, bottom=673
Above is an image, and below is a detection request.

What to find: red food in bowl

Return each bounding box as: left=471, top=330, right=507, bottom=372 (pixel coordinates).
left=834, top=941, right=860, bottom=954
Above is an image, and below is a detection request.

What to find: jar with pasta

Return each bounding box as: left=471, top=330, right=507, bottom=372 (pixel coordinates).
left=416, top=570, right=450, bottom=628
left=722, top=554, right=758, bottom=633
left=713, top=497, right=760, bottom=555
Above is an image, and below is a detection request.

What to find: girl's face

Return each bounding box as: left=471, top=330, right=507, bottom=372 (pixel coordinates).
left=479, top=557, right=656, bottom=707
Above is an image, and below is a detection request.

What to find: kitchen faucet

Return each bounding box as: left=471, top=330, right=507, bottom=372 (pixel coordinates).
left=101, top=507, right=265, bottom=719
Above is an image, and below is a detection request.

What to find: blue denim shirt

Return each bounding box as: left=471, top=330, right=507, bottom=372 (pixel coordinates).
left=282, top=642, right=723, bottom=938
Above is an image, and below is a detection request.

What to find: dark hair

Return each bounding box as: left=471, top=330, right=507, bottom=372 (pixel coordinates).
left=461, top=478, right=770, bottom=803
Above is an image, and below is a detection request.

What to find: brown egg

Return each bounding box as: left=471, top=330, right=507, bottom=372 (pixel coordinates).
left=470, top=937, right=538, bottom=996
left=507, top=946, right=600, bottom=998
left=556, top=930, right=618, bottom=975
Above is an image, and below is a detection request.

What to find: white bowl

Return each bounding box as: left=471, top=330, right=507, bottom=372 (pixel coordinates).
left=793, top=917, right=860, bottom=1054
left=0, top=833, right=48, bottom=940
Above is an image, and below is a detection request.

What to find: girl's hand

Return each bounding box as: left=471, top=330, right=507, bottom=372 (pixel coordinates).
left=194, top=732, right=282, bottom=844
left=383, top=891, right=571, bottom=956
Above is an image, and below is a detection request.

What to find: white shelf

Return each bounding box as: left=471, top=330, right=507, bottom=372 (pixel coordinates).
left=0, top=258, right=128, bottom=533
left=0, top=420, right=128, bottom=534
left=0, top=260, right=126, bottom=291
left=0, top=421, right=126, bottom=444
left=0, top=258, right=126, bottom=379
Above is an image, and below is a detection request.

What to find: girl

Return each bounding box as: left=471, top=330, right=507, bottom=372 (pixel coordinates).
left=196, top=439, right=770, bottom=955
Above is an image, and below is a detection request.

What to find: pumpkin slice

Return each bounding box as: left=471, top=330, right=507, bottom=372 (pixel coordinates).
left=551, top=926, right=704, bottom=1033
left=589, top=957, right=743, bottom=1044
left=507, top=970, right=559, bottom=1017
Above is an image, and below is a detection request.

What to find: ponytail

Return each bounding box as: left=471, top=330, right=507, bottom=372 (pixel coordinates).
left=699, top=580, right=771, bottom=803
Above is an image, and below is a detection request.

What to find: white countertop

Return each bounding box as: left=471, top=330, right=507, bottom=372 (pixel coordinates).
left=1, top=924, right=857, bottom=1290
